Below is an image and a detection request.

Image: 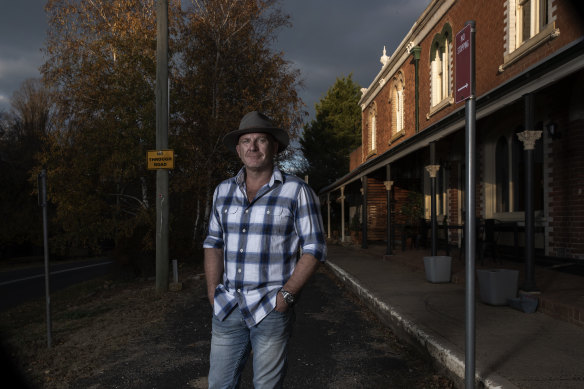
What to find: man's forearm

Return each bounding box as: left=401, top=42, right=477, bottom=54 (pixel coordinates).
left=282, top=253, right=320, bottom=295
left=204, top=247, right=224, bottom=306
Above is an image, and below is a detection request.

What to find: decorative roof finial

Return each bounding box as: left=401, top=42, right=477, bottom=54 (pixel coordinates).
left=380, top=46, right=389, bottom=66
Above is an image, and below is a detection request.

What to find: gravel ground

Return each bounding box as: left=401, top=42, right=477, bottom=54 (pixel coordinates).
left=1, top=262, right=453, bottom=388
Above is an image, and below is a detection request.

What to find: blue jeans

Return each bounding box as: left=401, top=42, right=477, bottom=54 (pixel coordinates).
left=208, top=307, right=295, bottom=389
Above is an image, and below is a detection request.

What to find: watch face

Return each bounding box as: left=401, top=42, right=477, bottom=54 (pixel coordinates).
left=281, top=290, right=294, bottom=304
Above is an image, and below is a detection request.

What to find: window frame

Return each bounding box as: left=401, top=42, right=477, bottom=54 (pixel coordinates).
left=427, top=24, right=454, bottom=118
left=389, top=71, right=405, bottom=143
left=500, top=0, right=558, bottom=72
left=484, top=130, right=544, bottom=220
left=367, top=102, right=377, bottom=156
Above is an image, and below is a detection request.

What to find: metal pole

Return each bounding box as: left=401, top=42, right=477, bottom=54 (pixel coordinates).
left=523, top=94, right=538, bottom=292
left=361, top=176, right=368, bottom=249
left=39, top=169, right=52, bottom=348
left=464, top=20, right=477, bottom=389
left=327, top=193, right=331, bottom=239
left=430, top=143, right=437, bottom=256
left=340, top=187, right=345, bottom=243
left=385, top=164, right=393, bottom=255
left=156, top=0, right=169, bottom=293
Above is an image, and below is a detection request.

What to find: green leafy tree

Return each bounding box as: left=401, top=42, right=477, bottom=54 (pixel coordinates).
left=301, top=74, right=361, bottom=193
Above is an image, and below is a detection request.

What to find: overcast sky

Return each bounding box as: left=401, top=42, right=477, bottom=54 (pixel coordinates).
left=0, top=0, right=430, bottom=119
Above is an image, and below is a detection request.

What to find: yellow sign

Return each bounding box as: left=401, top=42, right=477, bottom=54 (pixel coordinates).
left=147, top=150, right=174, bottom=170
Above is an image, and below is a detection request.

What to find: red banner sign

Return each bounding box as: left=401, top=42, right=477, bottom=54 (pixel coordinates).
left=455, top=24, right=472, bottom=103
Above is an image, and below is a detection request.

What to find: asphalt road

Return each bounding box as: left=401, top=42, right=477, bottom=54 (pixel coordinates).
left=69, top=266, right=452, bottom=388
left=0, top=258, right=114, bottom=311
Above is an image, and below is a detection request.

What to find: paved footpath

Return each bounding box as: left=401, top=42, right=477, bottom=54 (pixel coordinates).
left=326, top=244, right=584, bottom=389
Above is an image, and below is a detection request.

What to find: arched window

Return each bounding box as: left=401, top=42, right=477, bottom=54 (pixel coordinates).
left=368, top=103, right=377, bottom=153
left=430, top=24, right=452, bottom=107
left=390, top=72, right=405, bottom=138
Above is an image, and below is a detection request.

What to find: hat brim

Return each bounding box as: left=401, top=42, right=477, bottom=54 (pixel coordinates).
left=223, top=127, right=289, bottom=154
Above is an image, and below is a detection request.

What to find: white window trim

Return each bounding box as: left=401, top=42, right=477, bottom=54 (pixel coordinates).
left=428, top=33, right=453, bottom=118
left=501, top=0, right=559, bottom=72
left=389, top=72, right=406, bottom=143
left=367, top=103, right=377, bottom=156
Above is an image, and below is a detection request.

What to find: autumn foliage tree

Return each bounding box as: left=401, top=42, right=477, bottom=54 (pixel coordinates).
left=36, top=0, right=304, bottom=270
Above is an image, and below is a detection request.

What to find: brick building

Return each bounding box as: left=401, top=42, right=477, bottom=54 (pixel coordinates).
left=320, top=0, right=584, bottom=263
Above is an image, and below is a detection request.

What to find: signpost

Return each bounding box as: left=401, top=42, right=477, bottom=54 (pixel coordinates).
left=37, top=169, right=52, bottom=348
left=455, top=23, right=473, bottom=104
left=147, top=150, right=174, bottom=170
left=456, top=20, right=476, bottom=389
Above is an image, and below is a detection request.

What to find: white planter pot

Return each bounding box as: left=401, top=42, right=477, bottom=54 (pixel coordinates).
left=476, top=269, right=519, bottom=306
left=423, top=256, right=452, bottom=283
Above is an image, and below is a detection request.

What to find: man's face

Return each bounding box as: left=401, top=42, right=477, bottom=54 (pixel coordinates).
left=236, top=132, right=278, bottom=172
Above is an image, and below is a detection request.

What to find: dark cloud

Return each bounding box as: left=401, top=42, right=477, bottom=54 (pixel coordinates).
left=0, top=0, right=429, bottom=115
left=0, top=0, right=48, bottom=110
left=277, top=0, right=429, bottom=118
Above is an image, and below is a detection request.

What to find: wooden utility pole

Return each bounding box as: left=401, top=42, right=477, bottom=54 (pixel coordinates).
left=155, top=0, right=169, bottom=293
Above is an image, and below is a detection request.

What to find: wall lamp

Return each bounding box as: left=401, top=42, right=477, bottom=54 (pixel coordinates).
left=546, top=120, right=559, bottom=139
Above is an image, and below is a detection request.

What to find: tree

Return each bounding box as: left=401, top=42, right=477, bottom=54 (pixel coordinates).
left=40, top=0, right=183, bottom=265
left=36, top=0, right=304, bottom=268
left=0, top=79, right=54, bottom=258
left=171, top=0, right=304, bottom=251
left=301, top=74, right=362, bottom=193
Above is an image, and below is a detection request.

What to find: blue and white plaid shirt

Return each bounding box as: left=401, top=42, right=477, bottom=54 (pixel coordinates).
left=203, top=166, right=326, bottom=327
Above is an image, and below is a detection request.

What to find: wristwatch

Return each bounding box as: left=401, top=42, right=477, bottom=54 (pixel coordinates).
left=279, top=288, right=296, bottom=306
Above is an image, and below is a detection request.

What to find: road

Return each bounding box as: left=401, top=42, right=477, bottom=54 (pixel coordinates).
left=69, top=266, right=453, bottom=388
left=0, top=258, right=114, bottom=311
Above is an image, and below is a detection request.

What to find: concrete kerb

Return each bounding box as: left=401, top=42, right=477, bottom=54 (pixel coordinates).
left=326, top=261, right=519, bottom=389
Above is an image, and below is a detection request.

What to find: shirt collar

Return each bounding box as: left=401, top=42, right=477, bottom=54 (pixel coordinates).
left=235, top=166, right=284, bottom=190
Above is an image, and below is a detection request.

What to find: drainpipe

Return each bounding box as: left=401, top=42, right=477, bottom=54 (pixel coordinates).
left=410, top=46, right=421, bottom=133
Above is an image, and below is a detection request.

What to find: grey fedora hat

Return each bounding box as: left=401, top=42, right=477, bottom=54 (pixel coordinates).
left=223, top=111, right=289, bottom=153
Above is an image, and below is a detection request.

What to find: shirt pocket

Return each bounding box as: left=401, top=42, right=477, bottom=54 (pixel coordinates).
left=220, top=205, right=240, bottom=233
left=265, top=206, right=294, bottom=235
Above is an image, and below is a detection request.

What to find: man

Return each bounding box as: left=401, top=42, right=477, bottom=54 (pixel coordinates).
left=203, top=111, right=327, bottom=388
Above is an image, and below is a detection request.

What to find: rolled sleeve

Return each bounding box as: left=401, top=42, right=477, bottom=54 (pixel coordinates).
left=295, top=184, right=327, bottom=262
left=203, top=188, right=224, bottom=249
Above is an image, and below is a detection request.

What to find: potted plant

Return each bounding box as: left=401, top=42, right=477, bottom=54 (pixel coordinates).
left=399, top=191, right=452, bottom=283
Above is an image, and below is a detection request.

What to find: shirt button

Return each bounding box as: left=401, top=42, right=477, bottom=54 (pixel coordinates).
left=237, top=268, right=242, bottom=273
left=267, top=210, right=270, bottom=214
left=237, top=289, right=241, bottom=293
left=242, top=228, right=246, bottom=233
left=245, top=209, right=249, bottom=214
left=240, top=248, right=244, bottom=253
